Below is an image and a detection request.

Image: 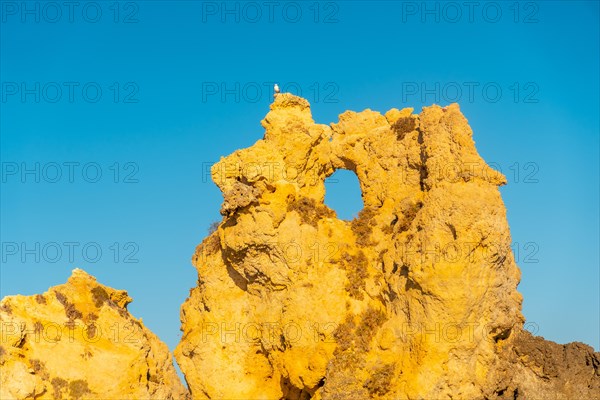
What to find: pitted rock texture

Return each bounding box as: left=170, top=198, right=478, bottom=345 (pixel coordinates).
left=176, top=94, right=599, bottom=399
left=0, top=269, right=189, bottom=400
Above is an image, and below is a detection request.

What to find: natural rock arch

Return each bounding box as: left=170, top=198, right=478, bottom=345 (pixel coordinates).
left=324, top=168, right=364, bottom=221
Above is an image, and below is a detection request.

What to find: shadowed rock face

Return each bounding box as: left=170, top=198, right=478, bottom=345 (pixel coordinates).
left=175, top=94, right=599, bottom=399
left=0, top=269, right=189, bottom=400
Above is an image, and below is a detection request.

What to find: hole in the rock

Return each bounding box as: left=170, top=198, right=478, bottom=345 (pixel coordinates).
left=324, top=169, right=364, bottom=221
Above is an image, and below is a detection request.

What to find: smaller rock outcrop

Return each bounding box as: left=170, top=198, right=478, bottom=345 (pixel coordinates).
left=487, top=330, right=600, bottom=399
left=0, top=269, right=188, bottom=400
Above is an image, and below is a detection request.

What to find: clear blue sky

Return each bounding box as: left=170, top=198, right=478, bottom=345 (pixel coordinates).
left=1, top=0, right=598, bottom=365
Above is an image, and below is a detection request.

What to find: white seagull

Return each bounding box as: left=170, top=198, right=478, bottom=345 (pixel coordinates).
left=274, top=83, right=280, bottom=97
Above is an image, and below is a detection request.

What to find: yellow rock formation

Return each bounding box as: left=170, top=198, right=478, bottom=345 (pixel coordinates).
left=175, top=94, right=599, bottom=399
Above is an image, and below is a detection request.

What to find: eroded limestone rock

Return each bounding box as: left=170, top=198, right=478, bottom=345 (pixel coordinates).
left=176, top=94, right=599, bottom=399
left=0, top=269, right=189, bottom=400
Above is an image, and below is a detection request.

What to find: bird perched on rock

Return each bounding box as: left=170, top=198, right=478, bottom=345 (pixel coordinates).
left=273, top=83, right=280, bottom=98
